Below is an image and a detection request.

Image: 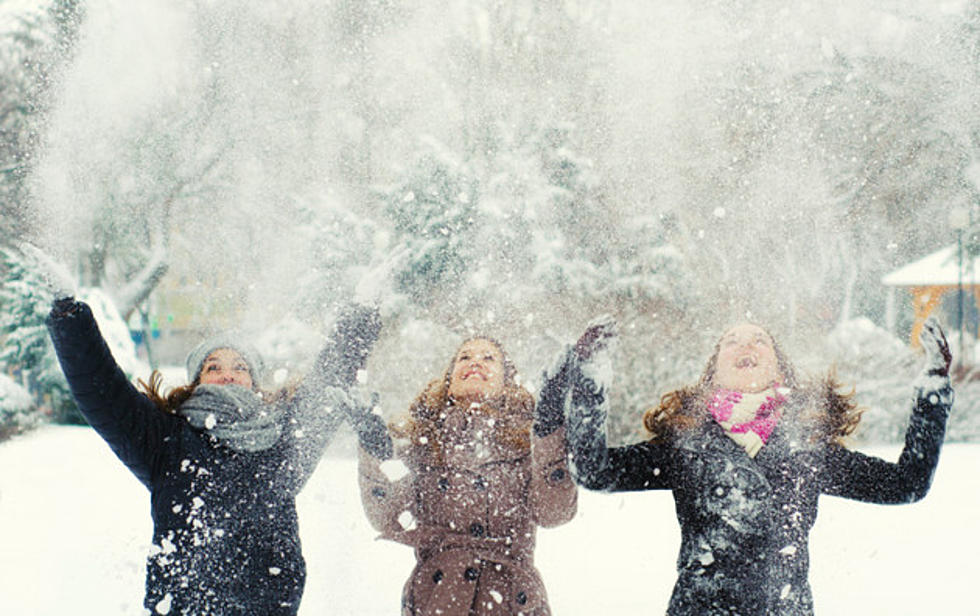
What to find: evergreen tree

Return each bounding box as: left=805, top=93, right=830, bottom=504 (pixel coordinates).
left=0, top=5, right=51, bottom=240
left=381, top=138, right=479, bottom=310
left=294, top=199, right=380, bottom=319
left=0, top=371, right=34, bottom=440
left=0, top=0, right=84, bottom=240
left=0, top=246, right=76, bottom=425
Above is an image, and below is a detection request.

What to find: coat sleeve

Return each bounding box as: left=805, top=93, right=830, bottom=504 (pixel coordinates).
left=573, top=438, right=676, bottom=492
left=279, top=381, right=346, bottom=493
left=357, top=446, right=420, bottom=545
left=529, top=427, right=577, bottom=527
left=280, top=311, right=381, bottom=492
left=563, top=357, right=675, bottom=492
left=45, top=300, right=170, bottom=488
left=821, top=376, right=953, bottom=503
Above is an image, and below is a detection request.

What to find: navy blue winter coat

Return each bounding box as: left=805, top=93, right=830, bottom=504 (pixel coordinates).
left=47, top=301, right=354, bottom=615
left=567, top=376, right=953, bottom=615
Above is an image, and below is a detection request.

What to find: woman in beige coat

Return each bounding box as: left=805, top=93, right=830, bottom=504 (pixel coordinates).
left=359, top=336, right=578, bottom=615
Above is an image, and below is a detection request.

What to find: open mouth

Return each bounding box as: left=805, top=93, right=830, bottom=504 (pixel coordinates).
left=462, top=369, right=488, bottom=381
left=735, top=355, right=758, bottom=369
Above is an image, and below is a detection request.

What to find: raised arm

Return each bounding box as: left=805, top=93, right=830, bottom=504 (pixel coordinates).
left=285, top=304, right=385, bottom=489
left=559, top=317, right=676, bottom=493
left=530, top=385, right=577, bottom=526
left=46, top=298, right=171, bottom=487
left=357, top=445, right=419, bottom=545
left=566, top=379, right=674, bottom=492
left=823, top=317, right=954, bottom=503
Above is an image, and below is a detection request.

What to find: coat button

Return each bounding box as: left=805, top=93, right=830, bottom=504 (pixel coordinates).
left=469, top=522, right=485, bottom=537
left=549, top=468, right=566, bottom=482
left=432, top=569, right=443, bottom=584
left=516, top=591, right=527, bottom=605
left=371, top=487, right=386, bottom=498
left=464, top=567, right=479, bottom=581
left=473, top=476, right=487, bottom=491
left=437, top=477, right=450, bottom=492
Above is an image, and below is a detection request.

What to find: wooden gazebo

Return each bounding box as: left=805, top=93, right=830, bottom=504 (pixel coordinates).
left=881, top=244, right=979, bottom=346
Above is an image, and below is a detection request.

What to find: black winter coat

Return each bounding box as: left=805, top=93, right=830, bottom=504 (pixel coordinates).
left=568, top=377, right=953, bottom=616
left=47, top=301, right=350, bottom=615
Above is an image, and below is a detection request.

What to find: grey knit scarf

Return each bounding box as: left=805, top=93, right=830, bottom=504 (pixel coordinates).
left=179, top=384, right=284, bottom=452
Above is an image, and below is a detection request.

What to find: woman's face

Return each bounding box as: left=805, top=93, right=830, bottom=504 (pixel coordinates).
left=447, top=338, right=506, bottom=402
left=712, top=324, right=783, bottom=393
left=198, top=348, right=253, bottom=389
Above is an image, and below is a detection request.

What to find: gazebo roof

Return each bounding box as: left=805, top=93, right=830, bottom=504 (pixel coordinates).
left=882, top=243, right=980, bottom=287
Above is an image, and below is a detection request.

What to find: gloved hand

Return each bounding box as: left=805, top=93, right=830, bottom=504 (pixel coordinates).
left=574, top=314, right=617, bottom=361
left=336, top=303, right=382, bottom=350
left=336, top=303, right=382, bottom=382
left=535, top=346, right=575, bottom=438
left=572, top=314, right=616, bottom=402
left=315, top=303, right=382, bottom=387
left=535, top=316, right=618, bottom=438
left=18, top=242, right=77, bottom=307
left=913, top=317, right=954, bottom=416
left=919, top=316, right=951, bottom=377
left=344, top=392, right=393, bottom=460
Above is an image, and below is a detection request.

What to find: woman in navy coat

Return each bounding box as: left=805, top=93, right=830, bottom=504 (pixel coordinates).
left=560, top=318, right=953, bottom=615
left=46, top=296, right=386, bottom=615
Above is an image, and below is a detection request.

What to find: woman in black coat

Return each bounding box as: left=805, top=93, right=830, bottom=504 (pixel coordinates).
left=46, top=296, right=388, bottom=615
left=559, top=317, right=953, bottom=616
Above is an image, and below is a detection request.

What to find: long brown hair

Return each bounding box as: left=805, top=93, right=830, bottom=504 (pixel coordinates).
left=393, top=337, right=535, bottom=464
left=137, top=371, right=291, bottom=414
left=642, top=325, right=863, bottom=446
left=138, top=371, right=198, bottom=414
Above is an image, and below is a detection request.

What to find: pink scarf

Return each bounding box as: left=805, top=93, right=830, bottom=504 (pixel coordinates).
left=708, top=387, right=786, bottom=445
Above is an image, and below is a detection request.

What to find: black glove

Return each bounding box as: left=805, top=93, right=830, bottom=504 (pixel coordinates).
left=51, top=296, right=82, bottom=317
left=565, top=367, right=610, bottom=490
left=574, top=315, right=616, bottom=361
left=535, top=347, right=576, bottom=438
left=315, top=303, right=382, bottom=387
left=535, top=316, right=617, bottom=438
left=571, top=315, right=615, bottom=409
left=919, top=316, right=952, bottom=377
left=336, top=303, right=382, bottom=348
left=344, top=393, right=393, bottom=460
left=570, top=365, right=606, bottom=411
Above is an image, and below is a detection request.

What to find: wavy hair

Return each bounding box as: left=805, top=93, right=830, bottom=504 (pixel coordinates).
left=138, top=371, right=290, bottom=414
left=642, top=325, right=864, bottom=446
left=137, top=371, right=198, bottom=414
left=393, top=337, right=534, bottom=464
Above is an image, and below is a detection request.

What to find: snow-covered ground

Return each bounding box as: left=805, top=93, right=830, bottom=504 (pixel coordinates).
left=0, top=425, right=977, bottom=615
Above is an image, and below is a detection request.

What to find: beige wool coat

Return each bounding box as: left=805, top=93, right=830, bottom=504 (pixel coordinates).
left=359, top=410, right=577, bottom=615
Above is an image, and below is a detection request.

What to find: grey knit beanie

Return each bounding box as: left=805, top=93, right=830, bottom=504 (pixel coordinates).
left=185, top=334, right=265, bottom=387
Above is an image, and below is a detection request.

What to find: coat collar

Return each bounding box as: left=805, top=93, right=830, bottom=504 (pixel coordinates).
left=676, top=416, right=802, bottom=465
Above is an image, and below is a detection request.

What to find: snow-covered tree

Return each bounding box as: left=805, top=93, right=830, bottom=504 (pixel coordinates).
left=0, top=246, right=73, bottom=425
left=293, top=198, right=382, bottom=319
left=0, top=240, right=149, bottom=431
left=0, top=371, right=34, bottom=439
left=0, top=0, right=83, bottom=241
left=10, top=0, right=979, bottom=446
left=381, top=138, right=479, bottom=313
